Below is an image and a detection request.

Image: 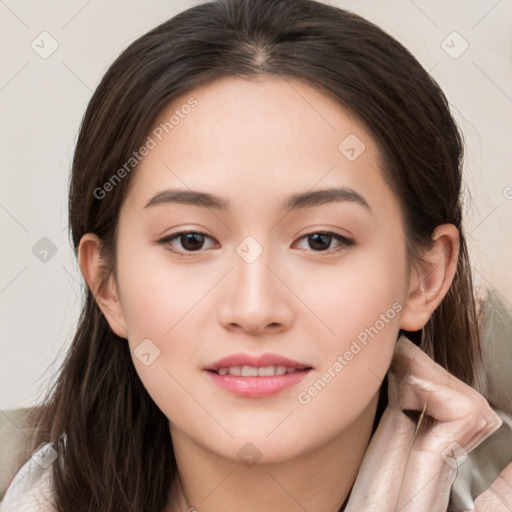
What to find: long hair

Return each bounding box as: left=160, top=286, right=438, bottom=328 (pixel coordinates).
left=12, top=0, right=502, bottom=509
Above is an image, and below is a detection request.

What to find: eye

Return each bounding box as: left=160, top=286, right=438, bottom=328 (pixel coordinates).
left=294, top=231, right=355, bottom=253
left=158, top=230, right=217, bottom=255
left=157, top=230, right=355, bottom=256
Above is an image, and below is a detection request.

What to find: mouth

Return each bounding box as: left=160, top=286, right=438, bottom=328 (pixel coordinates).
left=207, top=365, right=311, bottom=377
left=204, top=353, right=313, bottom=397
left=204, top=365, right=313, bottom=398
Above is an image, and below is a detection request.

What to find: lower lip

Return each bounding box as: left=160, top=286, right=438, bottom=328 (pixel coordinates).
left=205, top=369, right=311, bottom=398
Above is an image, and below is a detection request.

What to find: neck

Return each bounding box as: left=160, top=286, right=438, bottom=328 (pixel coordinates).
left=166, top=391, right=380, bottom=512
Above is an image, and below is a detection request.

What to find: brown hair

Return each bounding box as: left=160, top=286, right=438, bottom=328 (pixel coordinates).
left=14, top=0, right=496, bottom=509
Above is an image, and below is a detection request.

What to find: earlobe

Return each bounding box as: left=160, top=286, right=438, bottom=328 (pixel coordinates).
left=399, top=224, right=460, bottom=332
left=77, top=233, right=129, bottom=339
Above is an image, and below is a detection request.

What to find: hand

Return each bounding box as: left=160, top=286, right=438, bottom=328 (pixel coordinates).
left=344, top=333, right=503, bottom=512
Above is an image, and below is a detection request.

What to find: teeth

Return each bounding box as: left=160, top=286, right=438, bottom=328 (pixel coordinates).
left=275, top=365, right=287, bottom=376
left=258, top=366, right=276, bottom=376
left=216, top=365, right=300, bottom=377
left=241, top=366, right=258, bottom=377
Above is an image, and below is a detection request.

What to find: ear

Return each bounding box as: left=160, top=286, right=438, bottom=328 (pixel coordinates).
left=399, top=224, right=460, bottom=331
left=78, top=233, right=129, bottom=339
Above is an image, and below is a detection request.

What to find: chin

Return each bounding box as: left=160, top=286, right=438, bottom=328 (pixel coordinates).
left=203, top=429, right=323, bottom=466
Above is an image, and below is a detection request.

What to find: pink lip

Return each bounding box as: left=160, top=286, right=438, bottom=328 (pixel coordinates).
left=205, top=353, right=311, bottom=372
left=205, top=369, right=312, bottom=398
left=204, top=352, right=313, bottom=398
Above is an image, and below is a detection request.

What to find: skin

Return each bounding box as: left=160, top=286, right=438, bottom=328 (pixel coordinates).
left=78, top=76, right=459, bottom=512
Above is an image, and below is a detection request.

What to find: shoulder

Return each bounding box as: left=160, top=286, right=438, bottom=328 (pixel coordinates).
left=0, top=440, right=58, bottom=512
left=449, top=409, right=512, bottom=511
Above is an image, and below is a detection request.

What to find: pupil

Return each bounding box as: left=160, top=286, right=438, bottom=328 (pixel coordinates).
left=309, top=233, right=330, bottom=251
left=182, top=233, right=204, bottom=251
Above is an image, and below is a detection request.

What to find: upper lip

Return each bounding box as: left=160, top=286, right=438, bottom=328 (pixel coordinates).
left=205, top=353, right=312, bottom=372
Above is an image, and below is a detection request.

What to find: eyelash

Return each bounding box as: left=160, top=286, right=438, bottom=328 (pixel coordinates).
left=157, top=230, right=355, bottom=257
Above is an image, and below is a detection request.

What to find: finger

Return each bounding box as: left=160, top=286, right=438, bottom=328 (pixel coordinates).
left=391, top=335, right=503, bottom=512
left=397, top=416, right=506, bottom=512
left=346, top=334, right=503, bottom=512
left=391, top=335, right=502, bottom=452
left=394, top=438, right=458, bottom=512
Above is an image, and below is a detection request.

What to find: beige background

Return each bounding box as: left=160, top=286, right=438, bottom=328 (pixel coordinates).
left=1, top=0, right=511, bottom=410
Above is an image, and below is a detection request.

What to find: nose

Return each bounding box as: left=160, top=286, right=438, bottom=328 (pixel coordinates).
left=217, top=242, right=294, bottom=335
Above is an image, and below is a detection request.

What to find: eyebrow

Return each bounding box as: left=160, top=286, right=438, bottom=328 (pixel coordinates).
left=144, top=187, right=371, bottom=213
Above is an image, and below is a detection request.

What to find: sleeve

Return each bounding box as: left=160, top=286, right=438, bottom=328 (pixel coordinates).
left=448, top=409, right=512, bottom=511
left=0, top=441, right=58, bottom=512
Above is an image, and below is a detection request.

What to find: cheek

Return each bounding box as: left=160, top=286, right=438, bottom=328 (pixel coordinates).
left=294, top=286, right=400, bottom=441
left=114, top=256, right=206, bottom=420
left=292, top=246, right=406, bottom=400
left=115, top=237, right=207, bottom=340
left=293, top=243, right=406, bottom=346
left=115, top=245, right=219, bottom=399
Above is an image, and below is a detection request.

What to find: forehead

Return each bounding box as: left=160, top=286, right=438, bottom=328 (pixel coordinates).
left=122, top=75, right=399, bottom=220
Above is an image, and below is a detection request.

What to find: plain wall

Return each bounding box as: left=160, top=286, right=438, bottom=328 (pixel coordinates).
left=1, top=0, right=511, bottom=410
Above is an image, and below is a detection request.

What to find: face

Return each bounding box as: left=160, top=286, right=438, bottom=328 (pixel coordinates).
left=108, top=76, right=412, bottom=462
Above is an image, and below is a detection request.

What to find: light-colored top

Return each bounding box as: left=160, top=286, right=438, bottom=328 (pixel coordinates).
left=1, top=441, right=56, bottom=511
left=2, top=418, right=512, bottom=511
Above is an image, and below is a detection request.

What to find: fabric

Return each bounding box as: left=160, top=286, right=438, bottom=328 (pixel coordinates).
left=0, top=441, right=56, bottom=511
left=1, top=335, right=511, bottom=511
left=343, top=334, right=512, bottom=511
left=450, top=410, right=512, bottom=510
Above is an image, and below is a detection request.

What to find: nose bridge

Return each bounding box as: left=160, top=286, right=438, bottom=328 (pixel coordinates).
left=220, top=234, right=290, bottom=332
left=234, top=234, right=275, bottom=306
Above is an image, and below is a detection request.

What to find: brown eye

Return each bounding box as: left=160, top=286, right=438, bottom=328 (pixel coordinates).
left=295, top=232, right=355, bottom=253
left=179, top=232, right=206, bottom=251
left=158, top=230, right=355, bottom=257
left=158, top=231, right=217, bottom=254
left=308, top=233, right=332, bottom=251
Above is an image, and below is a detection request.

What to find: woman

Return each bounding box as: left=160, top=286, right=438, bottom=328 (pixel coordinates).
left=2, top=0, right=511, bottom=510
